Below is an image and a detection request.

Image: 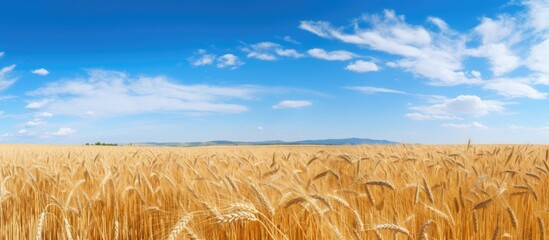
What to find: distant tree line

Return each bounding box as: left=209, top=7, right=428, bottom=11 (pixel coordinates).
left=85, top=142, right=118, bottom=146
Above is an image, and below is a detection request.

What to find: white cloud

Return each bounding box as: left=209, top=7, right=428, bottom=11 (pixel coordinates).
left=307, top=48, right=356, bottom=61
left=217, top=54, right=243, bottom=69
left=243, top=42, right=280, bottom=61
left=407, top=95, right=505, bottom=120
left=52, top=127, right=75, bottom=136
left=28, top=69, right=259, bottom=116
left=509, top=124, right=549, bottom=132
left=0, top=64, right=17, bottom=92
left=427, top=16, right=450, bottom=32
left=524, top=0, right=549, bottom=32
left=18, top=129, right=28, bottom=134
left=283, top=36, right=301, bottom=45
left=32, top=68, right=50, bottom=76
left=527, top=38, right=549, bottom=74
left=189, top=50, right=243, bottom=69
left=484, top=79, right=546, bottom=99
left=347, top=86, right=404, bottom=94
left=345, top=60, right=379, bottom=73
left=0, top=111, right=4, bottom=117
left=405, top=113, right=459, bottom=121
left=189, top=49, right=216, bottom=66
left=275, top=48, right=305, bottom=58
left=0, top=52, right=4, bottom=58
left=471, top=71, right=482, bottom=78
left=300, top=10, right=478, bottom=85
left=257, top=126, right=264, bottom=130
left=26, top=119, right=45, bottom=127
left=470, top=16, right=521, bottom=76
left=442, top=122, right=488, bottom=129
left=25, top=99, right=51, bottom=109
left=242, top=42, right=305, bottom=60
left=36, top=112, right=53, bottom=118
left=272, top=100, right=312, bottom=109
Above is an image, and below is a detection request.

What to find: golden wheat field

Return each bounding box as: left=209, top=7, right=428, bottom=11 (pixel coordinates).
left=0, top=144, right=548, bottom=239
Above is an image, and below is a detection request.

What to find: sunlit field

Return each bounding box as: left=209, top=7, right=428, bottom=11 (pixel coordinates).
left=0, top=144, right=547, bottom=239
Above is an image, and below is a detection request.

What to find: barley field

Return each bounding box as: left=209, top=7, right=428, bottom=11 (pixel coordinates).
left=0, top=144, right=547, bottom=239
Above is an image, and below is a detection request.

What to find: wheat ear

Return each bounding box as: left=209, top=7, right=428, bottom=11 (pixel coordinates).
left=35, top=211, right=46, bottom=240
left=167, top=214, right=192, bottom=240
left=374, top=224, right=412, bottom=238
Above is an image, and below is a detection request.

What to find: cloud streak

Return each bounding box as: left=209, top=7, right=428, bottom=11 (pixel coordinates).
left=0, top=64, right=17, bottom=92
left=272, top=100, right=312, bottom=109
left=347, top=86, right=404, bottom=94
left=27, top=69, right=262, bottom=117
left=442, top=122, right=488, bottom=129
left=299, top=5, right=549, bottom=99
left=307, top=48, right=356, bottom=61
left=407, top=95, right=505, bottom=120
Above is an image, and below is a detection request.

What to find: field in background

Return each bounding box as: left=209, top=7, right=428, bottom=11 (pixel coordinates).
left=0, top=144, right=547, bottom=239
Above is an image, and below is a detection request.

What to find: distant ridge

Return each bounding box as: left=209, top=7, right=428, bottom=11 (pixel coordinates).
left=140, top=138, right=398, bottom=146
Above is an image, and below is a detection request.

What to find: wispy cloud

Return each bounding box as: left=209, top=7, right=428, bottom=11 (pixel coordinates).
left=282, top=36, right=301, bottom=45
left=307, top=48, right=356, bottom=61
left=26, top=119, right=46, bottom=127
left=299, top=6, right=549, bottom=99
left=345, top=60, right=379, bottom=73
left=52, top=127, right=75, bottom=136
left=242, top=42, right=304, bottom=60
left=0, top=64, right=17, bottom=92
left=36, top=112, right=53, bottom=118
left=405, top=113, right=459, bottom=121
left=509, top=124, right=549, bottom=132
left=427, top=16, right=450, bottom=32
left=470, top=16, right=521, bottom=76
left=189, top=49, right=216, bottom=66
left=484, top=79, right=546, bottom=99
left=300, top=10, right=476, bottom=85
left=216, top=54, right=244, bottom=69
left=32, top=68, right=50, bottom=76
left=407, top=95, right=505, bottom=120
left=243, top=42, right=280, bottom=60
left=27, top=69, right=261, bottom=117
left=272, top=100, right=312, bottom=109
left=25, top=99, right=51, bottom=109
left=189, top=50, right=243, bottom=69
left=442, top=122, right=488, bottom=129
left=347, top=86, right=404, bottom=94
left=275, top=48, right=305, bottom=58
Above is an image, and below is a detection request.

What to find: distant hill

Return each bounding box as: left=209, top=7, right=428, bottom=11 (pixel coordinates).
left=140, top=138, right=397, bottom=146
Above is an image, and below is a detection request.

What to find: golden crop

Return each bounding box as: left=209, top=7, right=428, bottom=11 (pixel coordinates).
left=0, top=144, right=547, bottom=239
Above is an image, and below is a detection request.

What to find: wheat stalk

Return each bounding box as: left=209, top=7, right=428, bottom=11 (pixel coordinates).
left=506, top=206, right=518, bottom=229
left=538, top=216, right=545, bottom=240
left=423, top=178, right=434, bottom=204
left=492, top=225, right=500, bottom=240
left=64, top=218, right=73, bottom=240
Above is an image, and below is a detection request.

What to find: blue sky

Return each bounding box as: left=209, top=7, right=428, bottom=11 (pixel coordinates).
left=1, top=0, right=549, bottom=144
